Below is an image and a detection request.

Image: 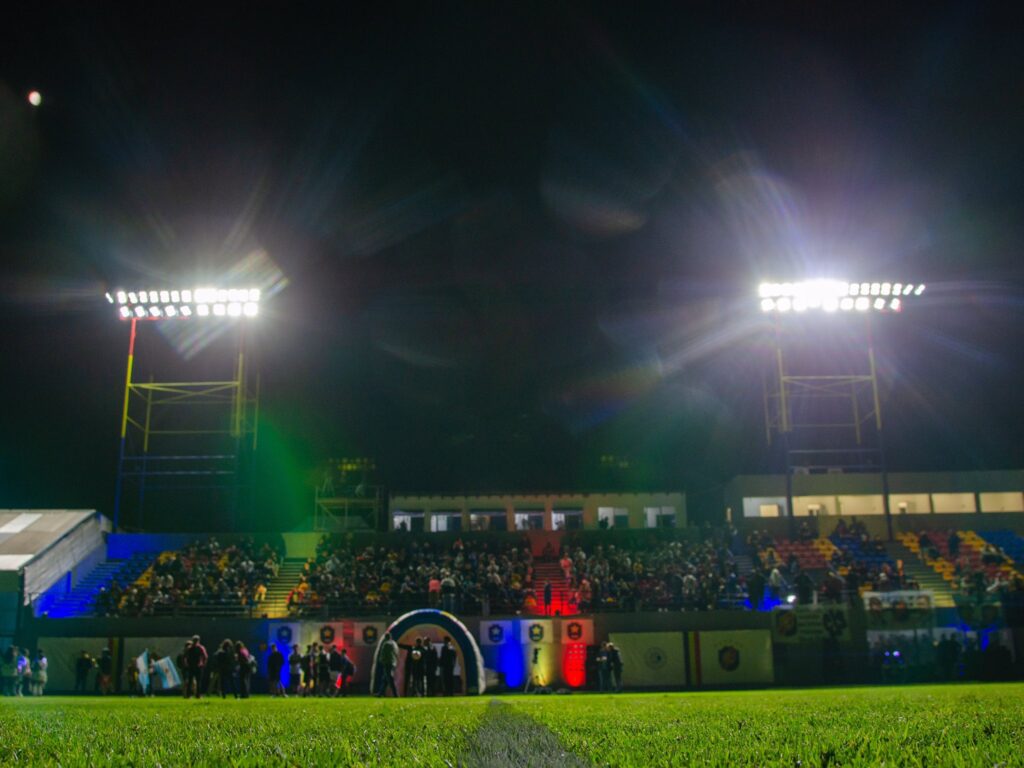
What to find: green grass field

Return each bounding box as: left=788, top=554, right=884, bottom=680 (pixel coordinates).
left=1, top=684, right=1022, bottom=767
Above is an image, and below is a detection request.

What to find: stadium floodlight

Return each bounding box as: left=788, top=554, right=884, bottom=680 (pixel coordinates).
left=758, top=279, right=926, bottom=314
left=106, top=285, right=263, bottom=320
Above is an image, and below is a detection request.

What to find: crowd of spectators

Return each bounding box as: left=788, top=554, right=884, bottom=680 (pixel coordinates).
left=916, top=530, right=1022, bottom=603
left=287, top=535, right=535, bottom=617
left=556, top=537, right=746, bottom=612
left=290, top=532, right=752, bottom=617
left=96, top=538, right=280, bottom=617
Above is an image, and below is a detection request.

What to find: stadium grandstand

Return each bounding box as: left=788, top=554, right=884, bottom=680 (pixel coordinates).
left=2, top=472, right=1022, bottom=696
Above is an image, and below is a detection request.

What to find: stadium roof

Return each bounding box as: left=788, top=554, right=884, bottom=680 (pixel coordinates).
left=0, top=510, right=98, bottom=572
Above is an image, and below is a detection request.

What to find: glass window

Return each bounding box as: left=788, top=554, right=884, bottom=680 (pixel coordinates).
left=430, top=511, right=462, bottom=532
left=931, top=493, right=976, bottom=514
left=598, top=507, right=628, bottom=529
left=979, top=492, right=1024, bottom=513
left=514, top=511, right=545, bottom=530
left=552, top=509, right=583, bottom=531
left=889, top=494, right=930, bottom=514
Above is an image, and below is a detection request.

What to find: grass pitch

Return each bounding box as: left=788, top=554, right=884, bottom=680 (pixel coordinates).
left=1, top=683, right=1022, bottom=766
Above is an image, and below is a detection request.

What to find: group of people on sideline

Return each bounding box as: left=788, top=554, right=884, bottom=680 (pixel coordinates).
left=1, top=646, right=47, bottom=696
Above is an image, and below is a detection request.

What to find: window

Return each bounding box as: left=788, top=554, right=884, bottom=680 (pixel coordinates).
left=743, top=497, right=787, bottom=518
left=931, top=493, right=976, bottom=514
left=598, top=507, right=629, bottom=529
left=794, top=496, right=834, bottom=517
left=552, top=509, right=583, bottom=531
left=430, top=511, right=462, bottom=532
left=470, top=510, right=507, bottom=531
left=392, top=509, right=424, bottom=532
left=979, top=492, right=1024, bottom=513
left=837, top=495, right=884, bottom=516
left=644, top=506, right=676, bottom=528
left=889, top=494, right=930, bottom=514
left=514, top=511, right=545, bottom=530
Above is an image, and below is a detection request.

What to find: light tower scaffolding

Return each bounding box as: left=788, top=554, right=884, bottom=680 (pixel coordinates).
left=758, top=279, right=926, bottom=539
left=110, top=288, right=261, bottom=531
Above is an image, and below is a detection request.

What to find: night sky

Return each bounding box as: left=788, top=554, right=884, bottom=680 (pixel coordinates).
left=2, top=3, right=1024, bottom=528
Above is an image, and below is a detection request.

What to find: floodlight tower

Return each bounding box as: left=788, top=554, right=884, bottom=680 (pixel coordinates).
left=107, top=287, right=262, bottom=531
left=758, top=280, right=926, bottom=539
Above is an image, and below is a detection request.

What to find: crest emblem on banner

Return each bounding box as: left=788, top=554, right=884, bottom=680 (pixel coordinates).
left=362, top=625, right=379, bottom=645
left=276, top=626, right=293, bottom=645
left=529, top=623, right=544, bottom=642
left=566, top=621, right=583, bottom=641
left=488, top=624, right=505, bottom=644
left=320, top=625, right=336, bottom=645
left=718, top=645, right=740, bottom=672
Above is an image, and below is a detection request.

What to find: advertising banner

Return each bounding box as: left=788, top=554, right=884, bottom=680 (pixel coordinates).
left=692, top=629, right=774, bottom=687
left=520, top=619, right=553, bottom=645
left=608, top=631, right=686, bottom=687
left=863, top=591, right=934, bottom=630
left=772, top=606, right=850, bottom=644
left=480, top=620, right=516, bottom=646
left=353, top=622, right=387, bottom=647
left=560, top=618, right=594, bottom=645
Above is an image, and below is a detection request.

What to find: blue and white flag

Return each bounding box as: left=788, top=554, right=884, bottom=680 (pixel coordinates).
left=153, top=656, right=182, bottom=690
left=136, top=650, right=151, bottom=692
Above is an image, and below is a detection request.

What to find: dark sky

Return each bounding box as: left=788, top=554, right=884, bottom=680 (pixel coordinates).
left=2, top=3, right=1024, bottom=526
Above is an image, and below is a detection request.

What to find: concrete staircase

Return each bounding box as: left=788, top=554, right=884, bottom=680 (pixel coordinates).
left=885, top=540, right=956, bottom=607
left=530, top=561, right=578, bottom=617
left=260, top=558, right=308, bottom=618
left=44, top=555, right=152, bottom=618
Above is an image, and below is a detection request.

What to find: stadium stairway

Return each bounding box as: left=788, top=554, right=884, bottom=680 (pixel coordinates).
left=885, top=540, right=957, bottom=608
left=260, top=558, right=308, bottom=618
left=530, top=561, right=578, bottom=617
left=734, top=553, right=754, bottom=578
left=43, top=555, right=153, bottom=618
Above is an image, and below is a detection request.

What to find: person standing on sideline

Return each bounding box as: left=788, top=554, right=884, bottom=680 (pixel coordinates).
left=543, top=581, right=553, bottom=616
left=30, top=650, right=47, bottom=696
left=16, top=648, right=31, bottom=696
left=439, top=637, right=457, bottom=696
left=267, top=644, right=286, bottom=698
left=288, top=644, right=302, bottom=695
left=338, top=648, right=355, bottom=696
left=235, top=641, right=254, bottom=699
left=607, top=642, right=623, bottom=692
left=214, top=640, right=235, bottom=698
left=596, top=642, right=610, bottom=692
left=184, top=635, right=208, bottom=699
left=97, top=647, right=114, bottom=695
left=375, top=632, right=400, bottom=697
left=423, top=637, right=439, bottom=696
left=74, top=650, right=95, bottom=693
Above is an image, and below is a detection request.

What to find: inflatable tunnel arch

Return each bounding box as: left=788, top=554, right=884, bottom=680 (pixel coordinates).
left=370, top=609, right=487, bottom=694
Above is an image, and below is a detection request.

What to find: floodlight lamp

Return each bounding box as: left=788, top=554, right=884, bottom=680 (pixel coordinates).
left=159, top=290, right=170, bottom=303
left=873, top=298, right=886, bottom=310
left=197, top=304, right=210, bottom=317
left=165, top=305, right=177, bottom=317
left=170, top=290, right=180, bottom=303
left=823, top=297, right=839, bottom=312
left=116, top=291, right=128, bottom=304
left=105, top=292, right=114, bottom=304
left=840, top=297, right=855, bottom=311
left=914, top=284, right=925, bottom=296
left=759, top=283, right=773, bottom=298
left=149, top=306, right=162, bottom=317
left=249, top=288, right=261, bottom=302
left=213, top=303, right=226, bottom=316
left=243, top=302, right=258, bottom=317
left=139, top=291, right=149, bottom=304
left=227, top=302, right=242, bottom=317
left=760, top=298, right=775, bottom=312
left=180, top=305, right=192, bottom=317
left=217, top=289, right=229, bottom=303
left=855, top=297, right=870, bottom=311
left=119, top=306, right=131, bottom=319
left=127, top=292, right=137, bottom=304
left=849, top=283, right=860, bottom=296
left=870, top=283, right=881, bottom=296
left=889, top=298, right=902, bottom=312
left=902, top=284, right=914, bottom=296
left=181, top=289, right=193, bottom=303
left=134, top=306, right=146, bottom=318
left=793, top=298, right=807, bottom=312
left=777, top=297, right=792, bottom=312
left=881, top=283, right=891, bottom=296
